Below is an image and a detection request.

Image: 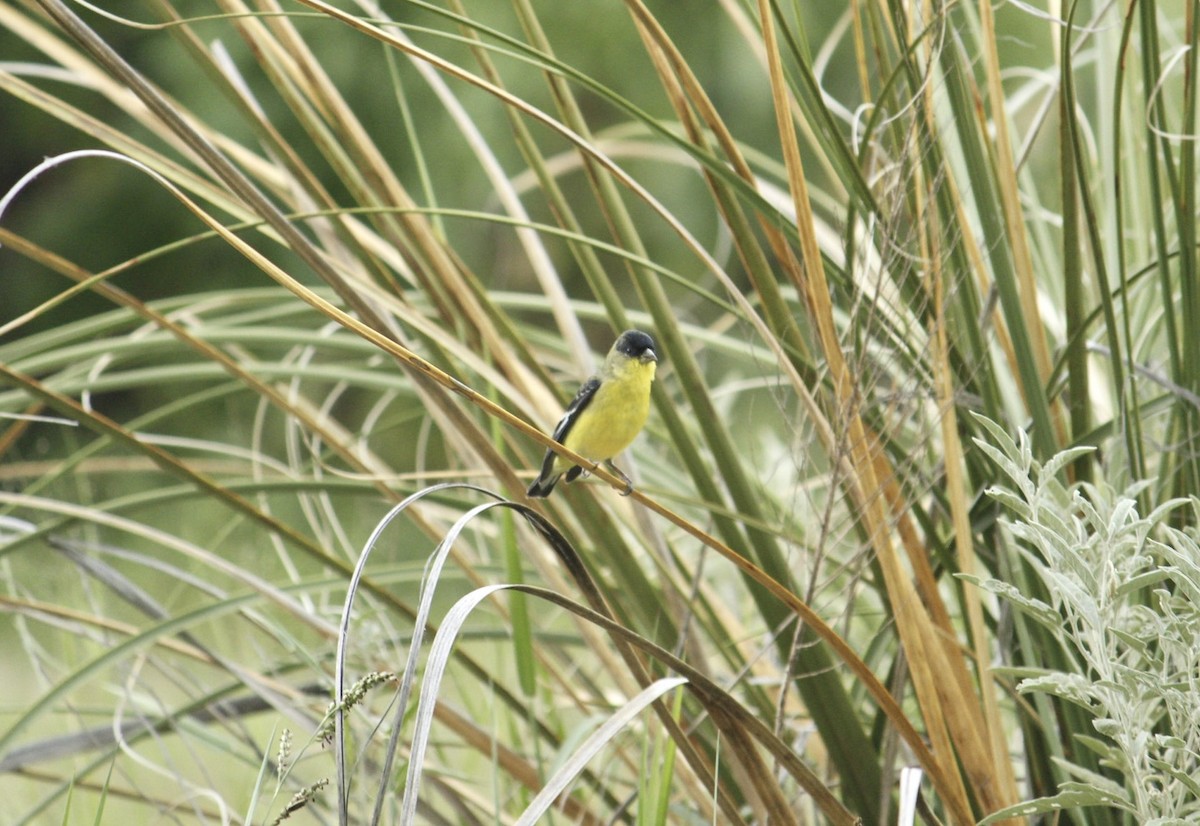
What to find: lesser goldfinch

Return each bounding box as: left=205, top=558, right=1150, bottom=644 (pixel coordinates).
left=526, top=330, right=658, bottom=498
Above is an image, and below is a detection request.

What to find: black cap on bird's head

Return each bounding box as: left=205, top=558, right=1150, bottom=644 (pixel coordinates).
left=614, top=330, right=658, bottom=364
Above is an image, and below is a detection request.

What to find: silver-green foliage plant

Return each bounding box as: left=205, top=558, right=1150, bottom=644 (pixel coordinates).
left=971, top=416, right=1200, bottom=825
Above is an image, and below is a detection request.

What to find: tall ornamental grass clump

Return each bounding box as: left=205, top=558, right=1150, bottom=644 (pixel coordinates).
left=1, top=1, right=1197, bottom=823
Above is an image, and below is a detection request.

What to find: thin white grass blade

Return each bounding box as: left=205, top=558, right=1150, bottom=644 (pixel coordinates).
left=242, top=722, right=278, bottom=826
left=399, top=583, right=514, bottom=825
left=0, top=412, right=77, bottom=425
left=370, top=494, right=508, bottom=825
left=512, top=677, right=688, bottom=826
left=332, top=483, right=497, bottom=823
left=898, top=766, right=921, bottom=826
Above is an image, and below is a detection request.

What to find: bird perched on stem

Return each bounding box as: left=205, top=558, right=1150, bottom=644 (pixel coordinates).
left=526, top=330, right=658, bottom=498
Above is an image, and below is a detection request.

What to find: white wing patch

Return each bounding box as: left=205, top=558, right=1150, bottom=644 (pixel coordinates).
left=551, top=377, right=600, bottom=444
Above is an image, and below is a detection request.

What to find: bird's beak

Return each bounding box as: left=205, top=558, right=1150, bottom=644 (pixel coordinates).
left=640, top=349, right=658, bottom=364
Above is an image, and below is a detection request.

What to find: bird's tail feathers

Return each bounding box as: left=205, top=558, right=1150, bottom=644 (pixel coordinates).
left=526, top=472, right=561, bottom=499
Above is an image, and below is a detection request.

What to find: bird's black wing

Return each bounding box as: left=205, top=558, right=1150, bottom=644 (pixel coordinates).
left=551, top=377, right=601, bottom=444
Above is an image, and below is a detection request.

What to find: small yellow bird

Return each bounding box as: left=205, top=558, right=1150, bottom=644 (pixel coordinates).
left=527, top=330, right=658, bottom=498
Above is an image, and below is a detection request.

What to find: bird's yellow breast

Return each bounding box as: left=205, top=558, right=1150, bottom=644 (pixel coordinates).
left=562, top=358, right=655, bottom=461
